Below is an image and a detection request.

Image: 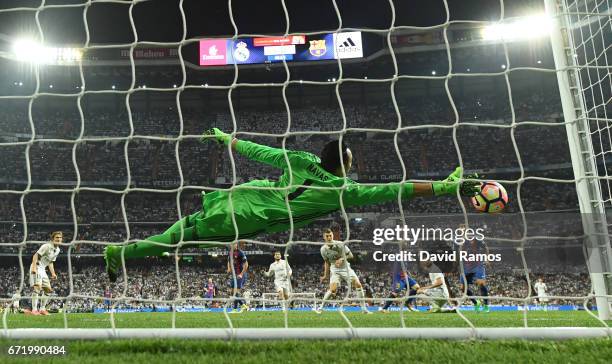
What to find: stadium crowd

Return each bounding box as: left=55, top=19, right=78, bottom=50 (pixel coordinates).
left=0, top=59, right=598, bottom=314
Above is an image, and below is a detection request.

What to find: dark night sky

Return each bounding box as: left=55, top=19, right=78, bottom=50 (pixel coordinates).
left=0, top=0, right=544, bottom=45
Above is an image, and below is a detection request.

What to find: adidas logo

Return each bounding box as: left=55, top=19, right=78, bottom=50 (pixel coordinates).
left=338, top=38, right=357, bottom=48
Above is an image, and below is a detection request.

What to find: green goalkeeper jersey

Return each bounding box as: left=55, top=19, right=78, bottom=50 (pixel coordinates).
left=192, top=140, right=415, bottom=241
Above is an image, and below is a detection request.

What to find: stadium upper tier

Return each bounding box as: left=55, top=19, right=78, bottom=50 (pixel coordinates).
left=0, top=88, right=570, bottom=188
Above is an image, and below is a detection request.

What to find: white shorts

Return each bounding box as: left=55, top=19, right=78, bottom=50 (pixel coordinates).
left=424, top=288, right=448, bottom=309
left=537, top=293, right=549, bottom=303
left=274, top=280, right=291, bottom=293
left=330, top=268, right=358, bottom=286
left=12, top=300, right=19, bottom=309
left=30, top=266, right=50, bottom=288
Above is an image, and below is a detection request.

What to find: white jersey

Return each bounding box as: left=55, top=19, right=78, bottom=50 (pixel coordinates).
left=534, top=282, right=547, bottom=296
left=425, top=264, right=449, bottom=298
left=320, top=241, right=352, bottom=273
left=36, top=243, right=60, bottom=268
left=267, top=260, right=292, bottom=282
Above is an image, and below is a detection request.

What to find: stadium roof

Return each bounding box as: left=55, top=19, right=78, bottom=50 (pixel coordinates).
left=0, top=0, right=543, bottom=45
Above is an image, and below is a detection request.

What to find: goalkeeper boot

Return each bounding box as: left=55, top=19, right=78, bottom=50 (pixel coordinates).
left=482, top=304, right=490, bottom=313
left=104, top=246, right=121, bottom=283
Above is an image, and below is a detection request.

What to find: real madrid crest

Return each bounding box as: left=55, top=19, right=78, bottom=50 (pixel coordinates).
left=234, top=41, right=250, bottom=62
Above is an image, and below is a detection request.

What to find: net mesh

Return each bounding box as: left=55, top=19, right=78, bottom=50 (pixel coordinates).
left=0, top=0, right=610, bottom=336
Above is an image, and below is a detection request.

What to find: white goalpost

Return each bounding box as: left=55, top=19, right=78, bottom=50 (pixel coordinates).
left=545, top=0, right=612, bottom=321
left=1, top=0, right=611, bottom=340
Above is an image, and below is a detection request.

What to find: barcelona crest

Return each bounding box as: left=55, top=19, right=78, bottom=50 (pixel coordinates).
left=309, top=39, right=327, bottom=57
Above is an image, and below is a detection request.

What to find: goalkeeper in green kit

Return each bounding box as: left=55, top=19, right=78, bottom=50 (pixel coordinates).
left=104, top=128, right=479, bottom=281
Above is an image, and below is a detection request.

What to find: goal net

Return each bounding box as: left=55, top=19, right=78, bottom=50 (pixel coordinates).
left=0, top=0, right=611, bottom=340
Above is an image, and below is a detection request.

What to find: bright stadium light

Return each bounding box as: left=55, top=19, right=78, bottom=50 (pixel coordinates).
left=12, top=38, right=83, bottom=64
left=481, top=14, right=552, bottom=42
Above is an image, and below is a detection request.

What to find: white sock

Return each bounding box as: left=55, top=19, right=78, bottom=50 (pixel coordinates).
left=41, top=293, right=50, bottom=310
left=32, top=292, right=39, bottom=311
left=320, top=290, right=333, bottom=309
left=356, top=288, right=367, bottom=310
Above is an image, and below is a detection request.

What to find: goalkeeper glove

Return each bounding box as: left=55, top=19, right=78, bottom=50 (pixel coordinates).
left=432, top=167, right=480, bottom=197
left=201, top=128, right=232, bottom=145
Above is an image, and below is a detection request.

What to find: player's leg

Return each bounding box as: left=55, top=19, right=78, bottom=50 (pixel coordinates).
left=233, top=288, right=241, bottom=311
left=381, top=280, right=404, bottom=312
left=104, top=212, right=202, bottom=281
left=317, top=278, right=338, bottom=313
left=541, top=295, right=548, bottom=311
left=26, top=268, right=43, bottom=315
left=406, top=278, right=420, bottom=312
left=238, top=274, right=249, bottom=311
left=283, top=287, right=293, bottom=308
left=10, top=299, right=18, bottom=313
left=350, top=275, right=371, bottom=314
left=475, top=267, right=489, bottom=312
left=460, top=273, right=479, bottom=307
left=229, top=279, right=242, bottom=312
left=39, top=285, right=53, bottom=315
left=276, top=287, right=286, bottom=311
left=28, top=288, right=41, bottom=315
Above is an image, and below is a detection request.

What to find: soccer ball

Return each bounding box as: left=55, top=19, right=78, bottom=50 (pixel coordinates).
left=471, top=181, right=508, bottom=213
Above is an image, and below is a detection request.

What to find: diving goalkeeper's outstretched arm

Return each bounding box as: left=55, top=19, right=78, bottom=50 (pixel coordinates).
left=204, top=127, right=478, bottom=199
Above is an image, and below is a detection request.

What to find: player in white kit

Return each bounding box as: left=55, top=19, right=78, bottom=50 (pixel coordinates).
left=317, top=228, right=371, bottom=314
left=9, top=293, right=21, bottom=313
left=264, top=251, right=293, bottom=310
left=25, top=231, right=62, bottom=316
left=534, top=278, right=549, bottom=310
left=418, top=260, right=454, bottom=313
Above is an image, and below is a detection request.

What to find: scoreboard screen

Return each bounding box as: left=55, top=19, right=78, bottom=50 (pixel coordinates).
left=199, top=32, right=363, bottom=66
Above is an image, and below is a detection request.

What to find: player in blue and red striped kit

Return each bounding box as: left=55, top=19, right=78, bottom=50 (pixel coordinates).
left=459, top=238, right=491, bottom=313
left=204, top=278, right=217, bottom=307
left=227, top=242, right=249, bottom=312
left=380, top=261, right=421, bottom=312
left=103, top=286, right=112, bottom=310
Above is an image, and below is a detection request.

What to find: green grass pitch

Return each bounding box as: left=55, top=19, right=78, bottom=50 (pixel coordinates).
left=1, top=311, right=610, bottom=363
